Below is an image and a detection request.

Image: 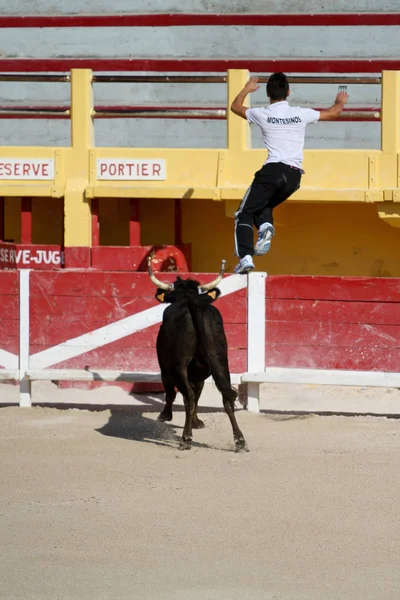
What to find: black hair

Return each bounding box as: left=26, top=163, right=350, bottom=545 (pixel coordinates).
left=266, top=72, right=289, bottom=101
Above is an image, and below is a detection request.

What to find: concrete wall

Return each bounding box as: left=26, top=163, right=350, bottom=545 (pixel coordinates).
left=0, top=0, right=394, bottom=148
left=3, top=0, right=400, bottom=14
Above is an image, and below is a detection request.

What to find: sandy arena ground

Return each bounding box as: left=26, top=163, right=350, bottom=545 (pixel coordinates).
left=1, top=381, right=400, bottom=599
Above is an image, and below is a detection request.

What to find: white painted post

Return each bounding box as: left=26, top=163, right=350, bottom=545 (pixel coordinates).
left=19, top=269, right=31, bottom=407
left=246, top=271, right=267, bottom=412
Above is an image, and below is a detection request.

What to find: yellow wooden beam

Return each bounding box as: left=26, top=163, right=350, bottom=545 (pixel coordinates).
left=381, top=70, right=400, bottom=154
left=64, top=69, right=94, bottom=247
left=227, top=69, right=251, bottom=151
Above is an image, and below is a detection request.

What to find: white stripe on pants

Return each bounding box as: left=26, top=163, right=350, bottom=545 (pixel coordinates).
left=234, top=184, right=253, bottom=257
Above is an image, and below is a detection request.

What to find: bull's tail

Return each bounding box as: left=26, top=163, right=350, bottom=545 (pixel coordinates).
left=187, top=299, right=237, bottom=402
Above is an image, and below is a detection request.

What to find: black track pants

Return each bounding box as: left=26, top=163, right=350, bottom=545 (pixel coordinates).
left=234, top=162, right=301, bottom=258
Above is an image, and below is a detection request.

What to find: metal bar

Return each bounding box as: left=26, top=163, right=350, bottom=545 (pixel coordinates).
left=0, top=105, right=381, bottom=121
left=283, top=76, right=380, bottom=85
left=92, top=74, right=381, bottom=85
left=338, top=111, right=380, bottom=120
left=94, top=109, right=227, bottom=119
left=93, top=75, right=227, bottom=83
left=0, top=74, right=70, bottom=82
left=0, top=73, right=381, bottom=85
left=0, top=109, right=70, bottom=117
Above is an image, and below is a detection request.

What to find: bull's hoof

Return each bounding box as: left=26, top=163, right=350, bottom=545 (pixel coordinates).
left=235, top=438, right=249, bottom=453
left=158, top=410, right=173, bottom=422
left=192, top=417, right=205, bottom=429
left=179, top=438, right=192, bottom=451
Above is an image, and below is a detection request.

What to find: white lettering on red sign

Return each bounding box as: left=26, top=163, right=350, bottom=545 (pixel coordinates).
left=0, top=159, right=54, bottom=180
left=0, top=248, right=62, bottom=266
left=97, top=159, right=166, bottom=180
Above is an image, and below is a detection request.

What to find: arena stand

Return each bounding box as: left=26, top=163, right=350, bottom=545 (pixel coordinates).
left=0, top=4, right=400, bottom=411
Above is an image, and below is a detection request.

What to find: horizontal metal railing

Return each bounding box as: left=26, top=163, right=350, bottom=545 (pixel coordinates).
left=0, top=106, right=381, bottom=121
left=0, top=73, right=382, bottom=84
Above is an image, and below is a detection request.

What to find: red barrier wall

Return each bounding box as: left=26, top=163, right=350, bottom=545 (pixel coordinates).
left=0, top=271, right=19, bottom=357
left=29, top=272, right=247, bottom=380
left=266, top=276, right=400, bottom=371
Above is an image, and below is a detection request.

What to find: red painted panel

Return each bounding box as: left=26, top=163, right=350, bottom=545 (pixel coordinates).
left=0, top=58, right=397, bottom=73
left=268, top=321, right=400, bottom=349
left=30, top=295, right=157, bottom=317
left=0, top=272, right=19, bottom=295
left=267, top=275, right=400, bottom=302
left=0, top=242, right=17, bottom=270
left=265, top=275, right=400, bottom=372
left=0, top=319, right=18, bottom=344
left=0, top=198, right=4, bottom=241
left=0, top=14, right=399, bottom=27
left=0, top=296, right=19, bottom=318
left=63, top=247, right=91, bottom=269
left=30, top=294, right=245, bottom=326
left=29, top=271, right=247, bottom=377
left=29, top=271, right=240, bottom=298
left=0, top=272, right=19, bottom=355
left=29, top=316, right=246, bottom=349
left=266, top=345, right=400, bottom=372
left=30, top=345, right=246, bottom=373
left=267, top=298, right=400, bottom=326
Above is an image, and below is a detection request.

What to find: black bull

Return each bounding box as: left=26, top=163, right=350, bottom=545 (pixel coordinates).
left=148, top=258, right=248, bottom=452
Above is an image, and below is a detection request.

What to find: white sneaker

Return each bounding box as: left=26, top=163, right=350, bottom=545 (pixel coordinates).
left=254, top=223, right=275, bottom=255
left=234, top=255, right=255, bottom=274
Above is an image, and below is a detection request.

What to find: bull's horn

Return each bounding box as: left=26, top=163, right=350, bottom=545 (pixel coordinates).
left=200, top=259, right=226, bottom=292
left=147, top=256, right=173, bottom=291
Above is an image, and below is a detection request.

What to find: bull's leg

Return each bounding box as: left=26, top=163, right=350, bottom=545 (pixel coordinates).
left=175, top=375, right=196, bottom=450
left=158, top=376, right=176, bottom=423
left=191, top=380, right=205, bottom=429
left=222, top=394, right=249, bottom=452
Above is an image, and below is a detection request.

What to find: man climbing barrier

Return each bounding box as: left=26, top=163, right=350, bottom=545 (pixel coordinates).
left=230, top=72, right=349, bottom=274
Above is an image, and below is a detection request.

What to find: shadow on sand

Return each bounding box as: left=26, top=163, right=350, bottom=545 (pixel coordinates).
left=94, top=407, right=238, bottom=452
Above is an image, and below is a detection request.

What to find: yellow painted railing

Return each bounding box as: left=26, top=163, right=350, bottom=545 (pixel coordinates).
left=0, top=68, right=400, bottom=254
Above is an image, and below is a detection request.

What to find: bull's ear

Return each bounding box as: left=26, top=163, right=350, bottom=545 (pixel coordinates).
left=207, top=290, right=217, bottom=300
left=156, top=292, right=165, bottom=303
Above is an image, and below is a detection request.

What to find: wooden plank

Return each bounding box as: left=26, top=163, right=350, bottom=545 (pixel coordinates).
left=0, top=197, right=4, bottom=242
left=242, top=368, right=400, bottom=388
left=0, top=272, right=19, bottom=295
left=267, top=321, right=400, bottom=349
left=0, top=296, right=19, bottom=317
left=1, top=14, right=400, bottom=28
left=0, top=58, right=399, bottom=74
left=267, top=298, right=400, bottom=326
left=29, top=319, right=246, bottom=349
left=29, top=294, right=245, bottom=323
left=25, top=369, right=242, bottom=385
left=28, top=346, right=247, bottom=373
left=29, top=271, right=240, bottom=298
left=26, top=369, right=162, bottom=382
left=30, top=295, right=158, bottom=317
left=265, top=344, right=400, bottom=372
left=267, top=275, right=400, bottom=302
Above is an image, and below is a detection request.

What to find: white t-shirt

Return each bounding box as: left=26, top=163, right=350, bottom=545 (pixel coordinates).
left=246, top=101, right=320, bottom=170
